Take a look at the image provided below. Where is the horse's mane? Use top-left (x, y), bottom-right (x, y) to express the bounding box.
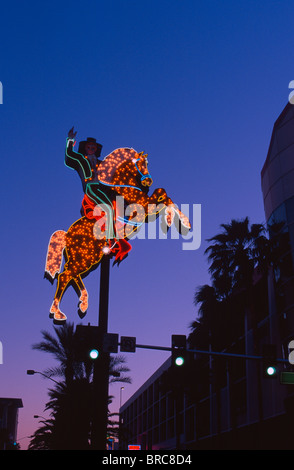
top-left (98, 147), bottom-right (139, 184)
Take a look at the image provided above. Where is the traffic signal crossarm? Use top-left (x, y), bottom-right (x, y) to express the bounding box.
top-left (132, 343), bottom-right (288, 364)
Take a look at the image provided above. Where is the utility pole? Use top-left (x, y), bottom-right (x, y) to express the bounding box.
top-left (91, 254), bottom-right (111, 450)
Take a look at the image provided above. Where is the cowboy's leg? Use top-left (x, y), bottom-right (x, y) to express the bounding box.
top-left (86, 183), bottom-right (116, 239)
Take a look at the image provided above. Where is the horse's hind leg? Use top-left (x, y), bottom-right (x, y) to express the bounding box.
top-left (50, 267), bottom-right (74, 324)
top-left (74, 275), bottom-right (88, 318)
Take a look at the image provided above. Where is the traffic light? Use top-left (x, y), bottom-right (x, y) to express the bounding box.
top-left (120, 336), bottom-right (136, 352)
top-left (74, 325), bottom-right (119, 361)
top-left (262, 344), bottom-right (277, 378)
top-left (75, 325), bottom-right (102, 361)
top-left (103, 333), bottom-right (119, 354)
top-left (171, 335), bottom-right (187, 369)
top-left (89, 348), bottom-right (99, 360)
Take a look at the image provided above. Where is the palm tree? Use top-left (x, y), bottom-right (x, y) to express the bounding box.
top-left (29, 322), bottom-right (131, 450)
top-left (205, 217), bottom-right (269, 298)
top-left (28, 417), bottom-right (55, 450)
top-left (190, 218), bottom-right (273, 347)
top-left (188, 217), bottom-right (274, 442)
top-left (189, 217), bottom-right (269, 332)
top-left (188, 284), bottom-right (220, 348)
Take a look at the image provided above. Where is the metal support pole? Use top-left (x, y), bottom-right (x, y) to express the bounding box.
top-left (98, 254), bottom-right (110, 332)
top-left (91, 255), bottom-right (111, 450)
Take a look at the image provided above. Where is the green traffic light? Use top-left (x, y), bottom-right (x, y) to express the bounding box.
top-left (175, 356), bottom-right (184, 366)
top-left (266, 366), bottom-right (277, 376)
top-left (89, 349), bottom-right (99, 359)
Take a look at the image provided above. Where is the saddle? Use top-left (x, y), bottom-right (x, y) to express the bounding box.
top-left (81, 194), bottom-right (132, 264)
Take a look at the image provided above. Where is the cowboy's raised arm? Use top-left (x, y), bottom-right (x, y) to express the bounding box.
top-left (65, 127), bottom-right (92, 181)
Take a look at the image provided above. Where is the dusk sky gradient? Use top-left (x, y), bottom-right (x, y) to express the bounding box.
top-left (1, 0), bottom-right (294, 449)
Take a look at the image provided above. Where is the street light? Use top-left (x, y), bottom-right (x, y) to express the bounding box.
top-left (119, 386), bottom-right (125, 450)
top-left (26, 369), bottom-right (59, 385)
top-left (120, 386), bottom-right (124, 408)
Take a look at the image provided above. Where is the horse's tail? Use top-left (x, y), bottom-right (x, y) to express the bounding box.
top-left (44, 230), bottom-right (66, 283)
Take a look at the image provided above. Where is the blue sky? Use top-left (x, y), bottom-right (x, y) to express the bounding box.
top-left (1, 0), bottom-right (294, 448)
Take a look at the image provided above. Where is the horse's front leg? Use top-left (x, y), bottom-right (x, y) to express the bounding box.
top-left (147, 188), bottom-right (191, 230)
top-left (118, 188), bottom-right (173, 235)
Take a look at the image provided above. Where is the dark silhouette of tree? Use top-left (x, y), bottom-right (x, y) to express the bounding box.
top-left (28, 323), bottom-right (131, 450)
top-left (189, 218), bottom-right (272, 344)
top-left (187, 217), bottom-right (275, 446)
top-left (27, 417), bottom-right (54, 450)
top-left (205, 217), bottom-right (268, 297)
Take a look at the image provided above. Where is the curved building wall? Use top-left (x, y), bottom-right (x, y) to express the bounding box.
top-left (261, 102), bottom-right (294, 222)
top-left (261, 102), bottom-right (294, 355)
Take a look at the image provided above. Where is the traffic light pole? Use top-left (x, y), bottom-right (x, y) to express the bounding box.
top-left (132, 342), bottom-right (288, 363)
top-left (91, 255), bottom-right (111, 450)
top-left (98, 254), bottom-right (110, 332)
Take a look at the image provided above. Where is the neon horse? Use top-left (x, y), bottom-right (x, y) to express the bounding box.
top-left (45, 148), bottom-right (191, 324)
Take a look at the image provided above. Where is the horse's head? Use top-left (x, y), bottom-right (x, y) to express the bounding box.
top-left (98, 148), bottom-right (153, 192)
top-left (132, 151), bottom-right (153, 189)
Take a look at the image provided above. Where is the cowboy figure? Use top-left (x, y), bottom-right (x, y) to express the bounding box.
top-left (65, 127), bottom-right (115, 239)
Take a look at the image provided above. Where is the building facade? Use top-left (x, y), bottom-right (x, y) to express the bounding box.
top-left (120, 102), bottom-right (294, 450)
top-left (0, 398), bottom-right (23, 450)
top-left (261, 102), bottom-right (294, 359)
